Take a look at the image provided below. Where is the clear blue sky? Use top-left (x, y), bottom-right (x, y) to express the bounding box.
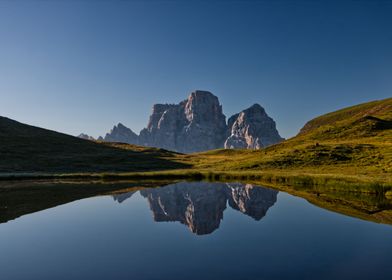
top-left (0, 0), bottom-right (391, 139)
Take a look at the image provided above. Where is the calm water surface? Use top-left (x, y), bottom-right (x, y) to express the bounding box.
top-left (1, 181), bottom-right (392, 280)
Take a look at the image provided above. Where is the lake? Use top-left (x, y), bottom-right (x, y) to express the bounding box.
top-left (1, 181), bottom-right (392, 280)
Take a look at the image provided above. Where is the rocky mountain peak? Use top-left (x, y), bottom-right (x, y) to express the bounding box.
top-left (247, 103), bottom-right (266, 113)
top-left (116, 123), bottom-right (127, 129)
top-left (77, 133), bottom-right (95, 141)
top-left (103, 123), bottom-right (138, 144)
top-left (225, 103), bottom-right (284, 149)
top-left (139, 90), bottom-right (227, 153)
top-left (185, 90), bottom-right (225, 123)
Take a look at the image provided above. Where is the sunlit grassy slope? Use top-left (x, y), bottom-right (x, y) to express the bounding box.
top-left (185, 97), bottom-right (392, 183)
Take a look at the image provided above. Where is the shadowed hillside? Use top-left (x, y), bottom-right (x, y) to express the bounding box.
top-left (0, 117), bottom-right (189, 173)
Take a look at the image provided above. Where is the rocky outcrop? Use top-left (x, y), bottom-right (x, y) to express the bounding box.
top-left (139, 90), bottom-right (227, 153)
top-left (103, 123), bottom-right (138, 145)
top-left (139, 182), bottom-right (278, 235)
top-left (77, 133), bottom-right (95, 141)
top-left (225, 104), bottom-right (284, 149)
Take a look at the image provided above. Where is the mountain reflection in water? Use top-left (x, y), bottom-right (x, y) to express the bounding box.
top-left (112, 182), bottom-right (278, 235)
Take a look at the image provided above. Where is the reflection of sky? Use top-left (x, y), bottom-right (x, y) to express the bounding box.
top-left (1, 1), bottom-right (391, 139)
top-left (1, 182), bottom-right (392, 280)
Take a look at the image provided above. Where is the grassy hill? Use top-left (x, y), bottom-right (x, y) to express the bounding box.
top-left (0, 117), bottom-right (189, 174)
top-left (298, 97), bottom-right (392, 140)
top-left (186, 97), bottom-right (392, 185)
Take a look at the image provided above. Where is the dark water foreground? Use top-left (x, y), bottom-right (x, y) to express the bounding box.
top-left (1, 181), bottom-right (392, 280)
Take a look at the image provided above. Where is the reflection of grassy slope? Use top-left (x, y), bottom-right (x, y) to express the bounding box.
top-left (0, 180), bottom-right (172, 224)
top-left (272, 185), bottom-right (392, 225)
top-left (0, 117), bottom-right (190, 173)
top-left (307, 195), bottom-right (392, 225)
top-left (205, 177), bottom-right (392, 226)
top-left (187, 97), bottom-right (392, 185)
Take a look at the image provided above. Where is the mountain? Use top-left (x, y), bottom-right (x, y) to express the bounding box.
top-left (96, 90), bottom-right (283, 153)
top-left (139, 90), bottom-right (228, 153)
top-left (225, 103), bottom-right (284, 149)
top-left (0, 116), bottom-right (188, 173)
top-left (103, 123), bottom-right (138, 144)
top-left (78, 133), bottom-right (95, 141)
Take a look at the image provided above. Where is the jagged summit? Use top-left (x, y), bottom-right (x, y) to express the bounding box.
top-left (116, 123), bottom-right (127, 129)
top-left (78, 133), bottom-right (95, 141)
top-left (103, 123), bottom-right (138, 144)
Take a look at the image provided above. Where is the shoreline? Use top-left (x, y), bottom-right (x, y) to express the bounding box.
top-left (1, 169), bottom-right (390, 194)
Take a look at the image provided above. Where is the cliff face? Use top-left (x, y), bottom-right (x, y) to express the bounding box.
top-left (225, 104), bottom-right (284, 149)
top-left (91, 90), bottom-right (283, 153)
top-left (138, 104), bottom-right (184, 152)
top-left (139, 90), bottom-right (227, 153)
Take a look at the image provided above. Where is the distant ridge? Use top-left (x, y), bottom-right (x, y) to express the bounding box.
top-left (78, 133), bottom-right (95, 141)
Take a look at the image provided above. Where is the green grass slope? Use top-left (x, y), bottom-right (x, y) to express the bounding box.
top-left (0, 117), bottom-right (189, 173)
top-left (188, 97), bottom-right (392, 184)
top-left (298, 97), bottom-right (392, 140)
